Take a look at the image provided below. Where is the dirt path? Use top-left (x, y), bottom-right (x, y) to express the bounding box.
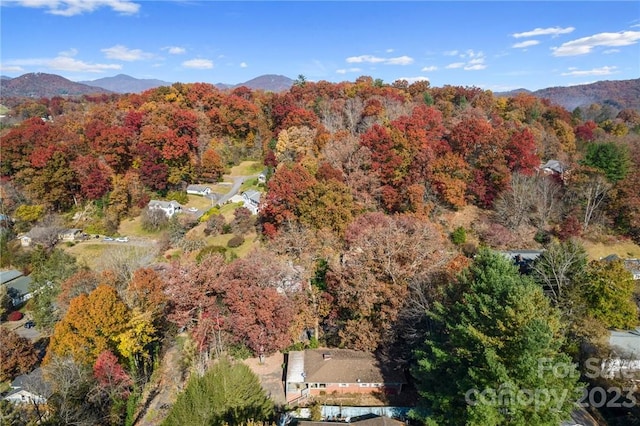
top-left (134, 343), bottom-right (183, 426)
top-left (243, 353), bottom-right (287, 406)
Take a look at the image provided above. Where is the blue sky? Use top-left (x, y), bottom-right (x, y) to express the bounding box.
top-left (1, 1), bottom-right (639, 91)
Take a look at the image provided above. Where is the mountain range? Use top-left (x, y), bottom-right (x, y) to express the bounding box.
top-left (1, 73), bottom-right (638, 112)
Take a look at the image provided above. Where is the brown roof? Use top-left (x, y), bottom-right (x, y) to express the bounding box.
top-left (301, 349), bottom-right (405, 385)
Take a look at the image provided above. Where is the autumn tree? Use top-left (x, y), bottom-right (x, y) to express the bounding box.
top-left (219, 250), bottom-right (301, 354)
top-left (92, 350), bottom-right (133, 424)
top-left (327, 213), bottom-right (449, 350)
top-left (0, 329), bottom-right (39, 382)
top-left (46, 285), bottom-right (131, 365)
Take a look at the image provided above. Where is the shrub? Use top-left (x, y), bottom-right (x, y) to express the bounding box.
top-left (534, 230), bottom-right (551, 245)
top-left (7, 311), bottom-right (23, 321)
top-left (222, 223), bottom-right (233, 234)
top-left (166, 190), bottom-right (189, 205)
top-left (196, 245), bottom-right (227, 263)
top-left (227, 235), bottom-right (245, 248)
top-left (556, 216), bottom-right (582, 241)
top-left (450, 226), bottom-right (467, 245)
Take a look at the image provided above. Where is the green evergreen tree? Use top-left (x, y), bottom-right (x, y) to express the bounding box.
top-left (412, 249), bottom-right (581, 426)
top-left (162, 358), bottom-right (274, 426)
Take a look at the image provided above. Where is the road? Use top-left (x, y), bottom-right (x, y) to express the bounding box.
top-left (214, 174), bottom-right (259, 206)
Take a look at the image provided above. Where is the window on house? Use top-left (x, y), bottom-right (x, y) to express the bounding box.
top-left (318, 383), bottom-right (326, 388)
top-left (338, 383), bottom-right (349, 388)
top-left (359, 383), bottom-right (370, 387)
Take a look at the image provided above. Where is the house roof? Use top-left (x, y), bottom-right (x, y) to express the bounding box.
top-left (601, 255), bottom-right (640, 278)
top-left (0, 269), bottom-right (23, 285)
top-left (540, 159), bottom-right (567, 174)
top-left (187, 184), bottom-right (211, 192)
top-left (499, 250), bottom-right (544, 261)
top-left (149, 200), bottom-right (182, 209)
top-left (242, 190), bottom-right (261, 203)
top-left (9, 368), bottom-right (52, 398)
top-left (609, 328), bottom-right (640, 358)
top-left (4, 275), bottom-right (31, 298)
top-left (289, 349), bottom-right (406, 385)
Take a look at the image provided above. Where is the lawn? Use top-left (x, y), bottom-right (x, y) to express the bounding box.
top-left (228, 161), bottom-right (263, 177)
top-left (582, 239), bottom-right (640, 261)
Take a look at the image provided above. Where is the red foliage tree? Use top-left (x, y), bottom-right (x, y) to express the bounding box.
top-left (93, 350), bottom-right (132, 399)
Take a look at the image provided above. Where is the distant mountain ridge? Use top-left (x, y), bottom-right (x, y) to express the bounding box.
top-left (2, 73), bottom-right (638, 112)
top-left (79, 74), bottom-right (172, 94)
top-left (497, 79), bottom-right (640, 111)
top-left (0, 73), bottom-right (112, 98)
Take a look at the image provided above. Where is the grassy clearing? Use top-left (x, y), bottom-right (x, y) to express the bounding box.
top-left (582, 239), bottom-right (640, 260)
top-left (62, 243), bottom-right (111, 269)
top-left (118, 216), bottom-right (163, 238)
top-left (228, 161), bottom-right (262, 177)
top-left (0, 105), bottom-right (9, 115)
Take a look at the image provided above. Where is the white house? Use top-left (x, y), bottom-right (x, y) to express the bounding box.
top-left (3, 368), bottom-right (51, 405)
top-left (58, 228), bottom-right (83, 242)
top-left (186, 184), bottom-right (212, 196)
top-left (241, 190), bottom-right (261, 215)
top-left (148, 200), bottom-right (182, 218)
top-left (601, 328), bottom-right (640, 380)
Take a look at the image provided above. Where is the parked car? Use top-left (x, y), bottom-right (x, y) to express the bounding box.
top-left (115, 237), bottom-right (129, 242)
top-left (188, 207), bottom-right (198, 212)
top-left (24, 320), bottom-right (35, 329)
top-left (103, 237), bottom-right (114, 241)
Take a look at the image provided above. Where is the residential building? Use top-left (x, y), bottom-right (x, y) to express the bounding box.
top-left (285, 349), bottom-right (406, 404)
top-left (242, 190), bottom-right (262, 215)
top-left (148, 200), bottom-right (182, 218)
top-left (601, 254), bottom-right (640, 280)
top-left (3, 368), bottom-right (51, 405)
top-left (601, 328), bottom-right (640, 379)
top-left (0, 269), bottom-right (33, 306)
top-left (186, 184), bottom-right (212, 196)
top-left (58, 228), bottom-right (83, 242)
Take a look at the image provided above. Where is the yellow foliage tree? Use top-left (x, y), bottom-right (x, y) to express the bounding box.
top-left (46, 285), bottom-right (130, 365)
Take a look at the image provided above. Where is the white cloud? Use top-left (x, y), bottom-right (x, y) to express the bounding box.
top-left (512, 40), bottom-right (540, 49)
top-left (386, 48), bottom-right (394, 53)
top-left (240, 62), bottom-right (248, 68)
top-left (102, 45), bottom-right (154, 61)
top-left (0, 65), bottom-right (24, 73)
top-left (7, 0), bottom-right (140, 16)
top-left (346, 54), bottom-right (413, 65)
top-left (59, 47), bottom-right (78, 57)
top-left (445, 51), bottom-right (486, 71)
top-left (3, 53), bottom-right (121, 73)
top-left (386, 56), bottom-right (414, 65)
top-left (513, 26), bottom-right (575, 38)
top-left (164, 46), bottom-right (186, 55)
top-left (396, 76), bottom-right (430, 84)
top-left (561, 66), bottom-right (617, 76)
top-left (346, 55), bottom-right (385, 64)
top-left (48, 56), bottom-right (122, 72)
top-left (443, 50), bottom-right (459, 56)
top-left (182, 59), bottom-right (213, 69)
top-left (421, 65), bottom-right (437, 71)
top-left (603, 49), bottom-right (620, 54)
top-left (336, 67), bottom-right (362, 74)
top-left (552, 31), bottom-right (640, 56)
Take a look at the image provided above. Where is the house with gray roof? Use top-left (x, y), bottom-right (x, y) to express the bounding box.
top-left (186, 184), bottom-right (212, 196)
top-left (242, 190), bottom-right (262, 215)
top-left (602, 254), bottom-right (640, 280)
top-left (148, 200), bottom-right (182, 218)
top-left (3, 368), bottom-right (51, 405)
top-left (0, 269), bottom-right (33, 307)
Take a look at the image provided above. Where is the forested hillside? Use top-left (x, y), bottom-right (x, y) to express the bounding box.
top-left (1, 76), bottom-right (639, 425)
